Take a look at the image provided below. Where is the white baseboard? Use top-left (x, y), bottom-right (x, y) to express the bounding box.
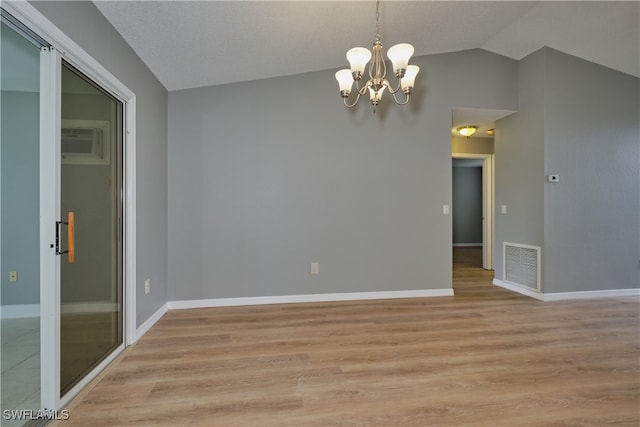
top-left (541, 288), bottom-right (640, 301)
top-left (0, 304), bottom-right (40, 319)
top-left (453, 243), bottom-right (483, 247)
top-left (493, 279), bottom-right (640, 301)
top-left (128, 290), bottom-right (451, 343)
top-left (134, 302), bottom-right (168, 342)
top-left (493, 279), bottom-right (544, 300)
top-left (168, 289), bottom-right (454, 310)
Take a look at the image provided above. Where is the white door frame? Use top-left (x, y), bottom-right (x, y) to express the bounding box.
top-left (3, 1), bottom-right (137, 411)
top-left (452, 152), bottom-right (494, 270)
top-left (39, 44), bottom-right (60, 412)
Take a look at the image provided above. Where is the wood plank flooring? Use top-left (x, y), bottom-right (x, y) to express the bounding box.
top-left (54, 248), bottom-right (639, 426)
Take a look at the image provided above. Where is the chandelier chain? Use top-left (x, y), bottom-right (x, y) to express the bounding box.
top-left (375, 0), bottom-right (381, 42)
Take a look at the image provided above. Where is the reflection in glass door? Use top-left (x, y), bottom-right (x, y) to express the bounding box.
top-left (59, 61), bottom-right (123, 396)
top-left (0, 19), bottom-right (42, 426)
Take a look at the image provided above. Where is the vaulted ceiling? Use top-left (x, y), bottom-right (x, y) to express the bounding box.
top-left (93, 1), bottom-right (639, 135)
top-left (94, 1), bottom-right (639, 91)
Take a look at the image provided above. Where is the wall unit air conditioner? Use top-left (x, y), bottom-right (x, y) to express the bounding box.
top-left (61, 120), bottom-right (111, 165)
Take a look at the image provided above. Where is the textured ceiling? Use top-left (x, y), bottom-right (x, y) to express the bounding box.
top-left (93, 1), bottom-right (639, 136)
top-left (94, 1), bottom-right (639, 91)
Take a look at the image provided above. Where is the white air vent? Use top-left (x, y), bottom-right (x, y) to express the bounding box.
top-left (503, 242), bottom-right (541, 291)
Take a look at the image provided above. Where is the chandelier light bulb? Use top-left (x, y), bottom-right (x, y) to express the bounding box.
top-left (401, 65), bottom-right (420, 93)
top-left (369, 85), bottom-right (386, 104)
top-left (346, 47), bottom-right (372, 78)
top-left (387, 43), bottom-right (414, 76)
top-left (335, 69), bottom-right (354, 95)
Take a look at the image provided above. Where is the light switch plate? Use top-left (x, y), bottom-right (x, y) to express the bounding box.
top-left (311, 262), bottom-right (319, 275)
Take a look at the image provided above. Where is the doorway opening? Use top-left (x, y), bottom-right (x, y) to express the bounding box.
top-left (452, 153), bottom-right (494, 271)
top-left (450, 107), bottom-right (515, 275)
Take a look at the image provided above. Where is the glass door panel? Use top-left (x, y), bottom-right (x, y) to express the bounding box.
top-left (59, 61), bottom-right (122, 396)
top-left (0, 21), bottom-right (42, 426)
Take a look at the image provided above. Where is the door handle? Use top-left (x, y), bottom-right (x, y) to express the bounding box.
top-left (55, 211), bottom-right (75, 263)
top-left (67, 212), bottom-right (75, 263)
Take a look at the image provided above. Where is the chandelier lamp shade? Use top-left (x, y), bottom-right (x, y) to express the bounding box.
top-left (335, 0), bottom-right (419, 112)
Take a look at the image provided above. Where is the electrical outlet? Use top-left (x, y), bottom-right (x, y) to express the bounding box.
top-left (9, 271), bottom-right (17, 282)
top-left (144, 278), bottom-right (150, 295)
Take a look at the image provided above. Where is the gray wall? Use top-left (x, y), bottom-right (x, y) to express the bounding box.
top-left (1, 92), bottom-right (40, 306)
top-left (542, 48), bottom-right (639, 292)
top-left (32, 1), bottom-right (169, 326)
top-left (494, 49), bottom-right (546, 282)
top-left (495, 47), bottom-right (640, 292)
top-left (168, 49), bottom-right (519, 301)
top-left (1, 23), bottom-right (41, 306)
top-left (452, 167), bottom-right (482, 245)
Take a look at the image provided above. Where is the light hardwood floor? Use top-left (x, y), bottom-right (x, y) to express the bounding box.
top-left (55, 248), bottom-right (639, 426)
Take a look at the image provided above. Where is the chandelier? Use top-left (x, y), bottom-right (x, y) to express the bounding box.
top-left (335, 0), bottom-right (419, 113)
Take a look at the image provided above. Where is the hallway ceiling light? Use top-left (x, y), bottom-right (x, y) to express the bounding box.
top-left (335, 0), bottom-right (419, 113)
top-left (486, 128), bottom-right (495, 136)
top-left (457, 125), bottom-right (478, 138)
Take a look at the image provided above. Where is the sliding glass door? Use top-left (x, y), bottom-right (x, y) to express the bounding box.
top-left (59, 61), bottom-right (123, 396)
top-left (1, 4), bottom-right (130, 418)
top-left (0, 20), bottom-right (43, 427)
